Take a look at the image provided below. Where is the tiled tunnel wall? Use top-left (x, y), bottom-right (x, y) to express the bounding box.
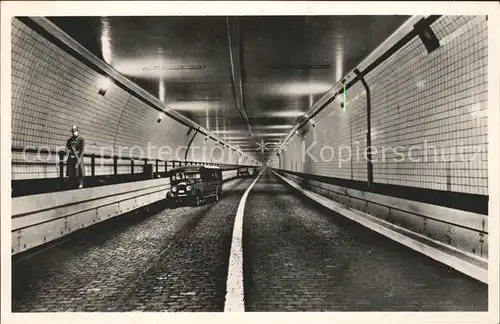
top-left (277, 15), bottom-right (488, 196)
top-left (11, 17), bottom-right (245, 180)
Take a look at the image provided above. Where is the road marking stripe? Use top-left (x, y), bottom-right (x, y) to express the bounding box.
top-left (224, 168), bottom-right (265, 312)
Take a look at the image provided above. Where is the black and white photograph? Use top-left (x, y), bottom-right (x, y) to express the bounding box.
top-left (1, 1), bottom-right (499, 323)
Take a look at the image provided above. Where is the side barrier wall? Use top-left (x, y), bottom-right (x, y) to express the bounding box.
top-left (12, 169), bottom-right (240, 255)
top-left (276, 169), bottom-right (487, 259)
top-left (274, 16), bottom-right (488, 262)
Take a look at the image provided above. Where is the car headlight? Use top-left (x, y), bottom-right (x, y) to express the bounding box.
top-left (186, 185), bottom-right (193, 191)
top-left (172, 186), bottom-right (177, 192)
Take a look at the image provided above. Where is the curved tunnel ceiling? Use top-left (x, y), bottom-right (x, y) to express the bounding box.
top-left (48, 15), bottom-right (410, 161)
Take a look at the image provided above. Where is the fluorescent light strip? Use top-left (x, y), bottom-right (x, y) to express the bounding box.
top-left (253, 125), bottom-right (294, 130)
top-left (159, 78), bottom-right (165, 103)
top-left (100, 19), bottom-right (112, 65)
top-left (254, 132), bottom-right (288, 136)
top-left (214, 130), bottom-right (247, 134)
top-left (259, 111), bottom-right (305, 118)
top-left (222, 137), bottom-right (254, 140)
top-left (264, 82), bottom-right (333, 96)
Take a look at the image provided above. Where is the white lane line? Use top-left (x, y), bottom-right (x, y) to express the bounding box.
top-left (224, 168), bottom-right (265, 312)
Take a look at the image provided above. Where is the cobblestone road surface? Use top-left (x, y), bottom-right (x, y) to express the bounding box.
top-left (12, 178), bottom-right (252, 312)
top-left (242, 170), bottom-right (488, 311)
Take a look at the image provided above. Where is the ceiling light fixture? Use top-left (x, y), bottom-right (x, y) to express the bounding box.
top-left (176, 98), bottom-right (222, 102)
top-left (263, 82), bottom-right (333, 96)
top-left (100, 19), bottom-right (112, 65)
top-left (142, 65), bottom-right (206, 71)
top-left (222, 136), bottom-right (253, 140)
top-left (253, 125), bottom-right (294, 130)
top-left (254, 132), bottom-right (288, 136)
top-left (159, 78), bottom-right (165, 103)
top-left (97, 75), bottom-right (112, 96)
top-left (214, 130), bottom-right (246, 134)
top-left (269, 64), bottom-right (331, 70)
top-left (169, 101), bottom-right (218, 112)
top-left (260, 111), bottom-right (305, 118)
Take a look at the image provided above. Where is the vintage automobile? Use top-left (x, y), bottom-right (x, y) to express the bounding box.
top-left (165, 165), bottom-right (223, 207)
top-left (237, 167), bottom-right (250, 177)
top-left (237, 166), bottom-right (256, 177)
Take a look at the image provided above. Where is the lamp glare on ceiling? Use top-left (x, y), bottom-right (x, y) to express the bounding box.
top-left (254, 132), bottom-right (288, 137)
top-left (254, 125), bottom-right (294, 130)
top-left (261, 110), bottom-right (305, 118)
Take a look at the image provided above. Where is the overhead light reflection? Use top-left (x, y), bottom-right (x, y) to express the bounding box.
top-left (214, 130), bottom-right (245, 134)
top-left (97, 75), bottom-right (112, 96)
top-left (255, 132), bottom-right (288, 136)
top-left (215, 105), bottom-right (219, 134)
top-left (113, 58), bottom-right (184, 78)
top-left (97, 75), bottom-right (112, 90)
top-left (335, 49), bottom-right (344, 83)
top-left (222, 137), bottom-right (253, 140)
top-left (263, 82), bottom-right (332, 96)
top-left (100, 18), bottom-right (112, 65)
top-left (253, 125), bottom-right (294, 130)
top-left (169, 101), bottom-right (218, 112)
top-left (206, 110), bottom-right (210, 130)
top-left (227, 142), bottom-right (255, 145)
top-left (159, 78), bottom-right (165, 103)
top-left (260, 111), bottom-right (305, 118)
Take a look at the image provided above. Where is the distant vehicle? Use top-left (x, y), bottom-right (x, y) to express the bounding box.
top-left (237, 167), bottom-right (250, 177)
top-left (165, 165), bottom-right (223, 207)
top-left (237, 166), bottom-right (256, 177)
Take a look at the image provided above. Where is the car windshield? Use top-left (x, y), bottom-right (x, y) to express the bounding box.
top-left (171, 172), bottom-right (201, 182)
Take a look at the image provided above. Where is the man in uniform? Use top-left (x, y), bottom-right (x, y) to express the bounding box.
top-left (66, 125), bottom-right (85, 188)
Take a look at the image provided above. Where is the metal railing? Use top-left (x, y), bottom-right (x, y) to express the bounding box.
top-left (11, 147), bottom-right (241, 197)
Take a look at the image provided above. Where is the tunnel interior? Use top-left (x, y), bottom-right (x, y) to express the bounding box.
top-left (8, 12), bottom-right (491, 314)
